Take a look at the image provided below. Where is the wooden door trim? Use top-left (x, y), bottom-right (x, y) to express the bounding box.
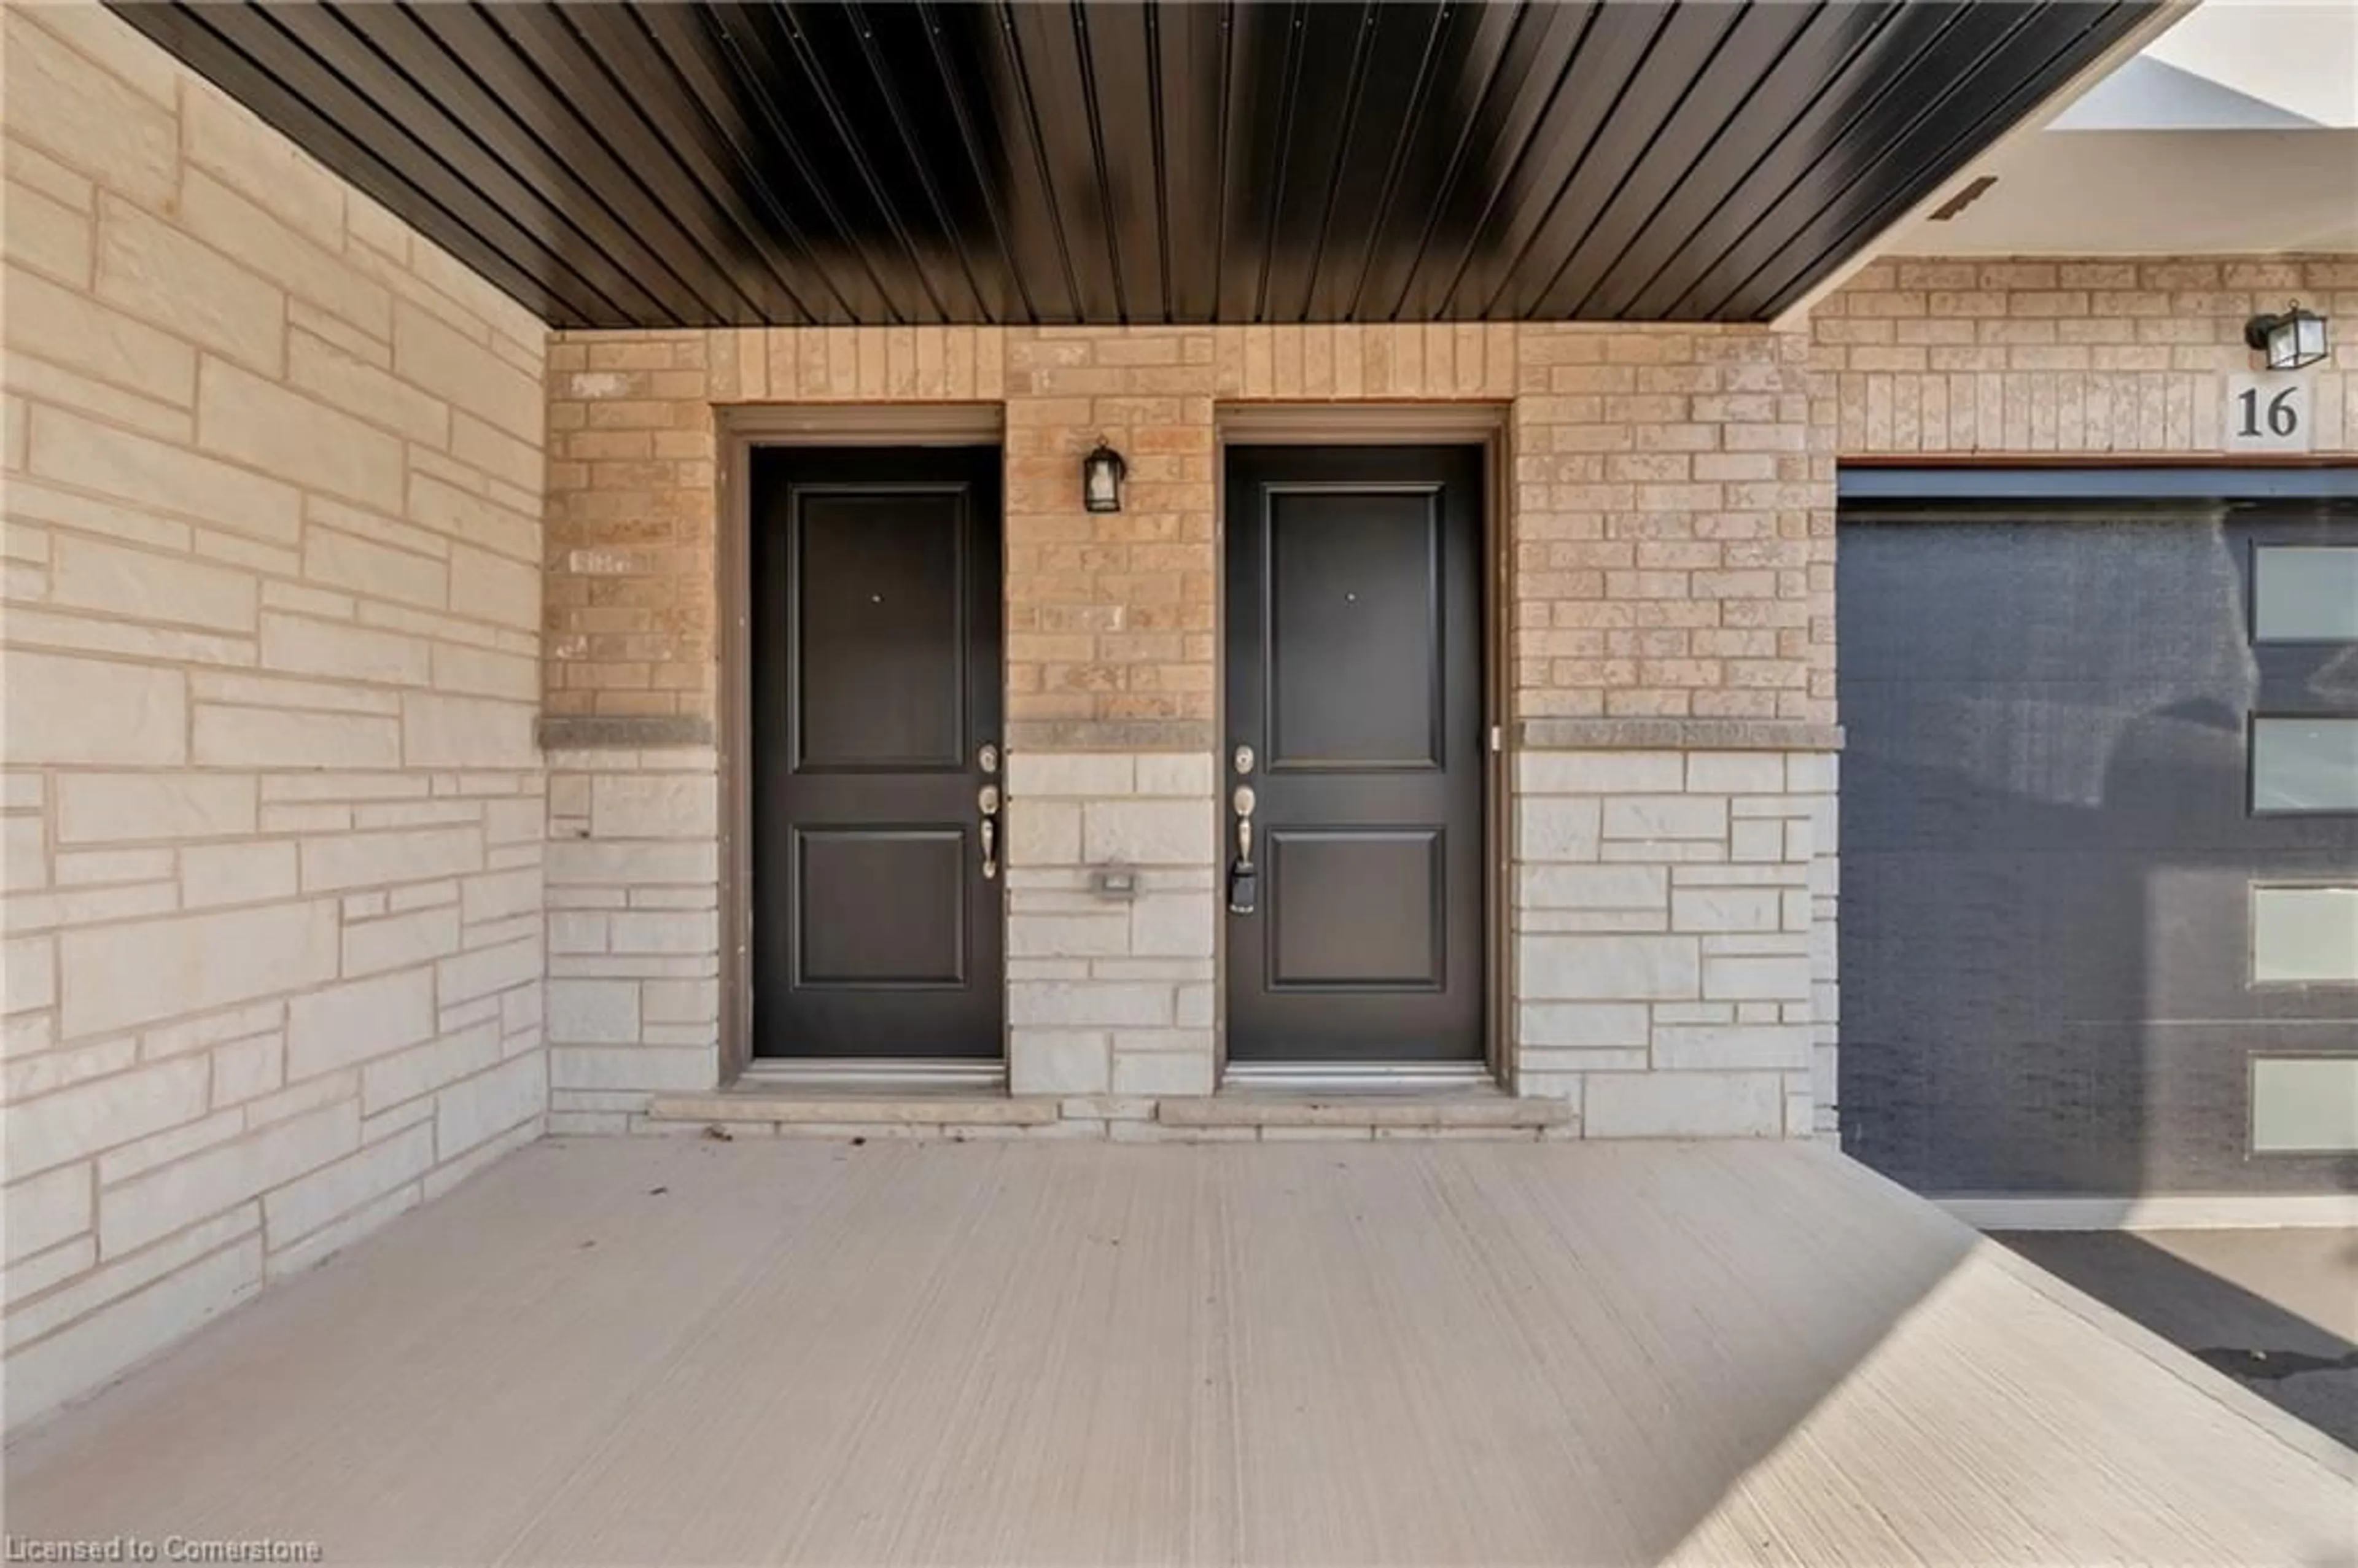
top-left (716, 406), bottom-right (1006, 1086)
top-left (1210, 406), bottom-right (1513, 1090)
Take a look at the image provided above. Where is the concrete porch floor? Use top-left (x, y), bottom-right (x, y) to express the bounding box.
top-left (6, 1139), bottom-right (2352, 1566)
top-left (1998, 1227), bottom-right (2358, 1451)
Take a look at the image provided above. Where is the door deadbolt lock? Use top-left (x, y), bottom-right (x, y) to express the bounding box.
top-left (978, 742), bottom-right (999, 775)
top-left (1232, 743), bottom-right (1255, 777)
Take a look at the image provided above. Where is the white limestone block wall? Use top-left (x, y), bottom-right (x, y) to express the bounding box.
top-left (1802, 752), bottom-right (1840, 1138)
top-left (539, 746), bottom-right (1216, 1118)
top-left (1514, 750), bottom-right (1833, 1137)
top-left (542, 745), bottom-right (721, 1128)
top-left (2, 3), bottom-right (547, 1426)
top-left (1004, 751), bottom-right (1218, 1100)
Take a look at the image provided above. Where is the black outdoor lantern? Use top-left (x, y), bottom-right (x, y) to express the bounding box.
top-left (2244, 303), bottom-right (2330, 371)
top-left (1081, 440), bottom-right (1126, 514)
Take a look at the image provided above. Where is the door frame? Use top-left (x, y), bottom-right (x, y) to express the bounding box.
top-left (715, 405), bottom-right (1007, 1088)
top-left (1212, 404), bottom-right (1514, 1091)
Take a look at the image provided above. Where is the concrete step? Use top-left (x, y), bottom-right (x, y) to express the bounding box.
top-left (1158, 1090), bottom-right (1571, 1131)
top-left (647, 1092), bottom-right (1059, 1128)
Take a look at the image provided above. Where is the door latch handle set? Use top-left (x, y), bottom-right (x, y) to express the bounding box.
top-left (977, 742), bottom-right (1002, 880)
top-left (978, 782), bottom-right (1000, 880)
top-left (1227, 783), bottom-right (1257, 915)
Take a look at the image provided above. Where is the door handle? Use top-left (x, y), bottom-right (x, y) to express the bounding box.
top-left (978, 783), bottom-right (1000, 880)
top-left (1228, 785), bottom-right (1257, 915)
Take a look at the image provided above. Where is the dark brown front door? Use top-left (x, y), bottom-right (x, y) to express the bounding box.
top-left (750, 446), bottom-right (1003, 1060)
top-left (1224, 444), bottom-right (1486, 1063)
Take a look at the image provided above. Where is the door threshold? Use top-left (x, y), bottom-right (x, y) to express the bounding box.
top-left (737, 1059), bottom-right (1006, 1093)
top-left (1220, 1061), bottom-right (1496, 1095)
top-left (1167, 1078), bottom-right (1565, 1132)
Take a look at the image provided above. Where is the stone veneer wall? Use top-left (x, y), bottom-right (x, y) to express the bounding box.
top-left (541, 322), bottom-right (1836, 1136)
top-left (541, 743), bottom-right (718, 1104)
top-left (1002, 751), bottom-right (1218, 1099)
top-left (1, 0), bottom-right (2346, 1429)
top-left (1516, 750), bottom-right (1835, 1138)
top-left (2, 4), bottom-right (548, 1424)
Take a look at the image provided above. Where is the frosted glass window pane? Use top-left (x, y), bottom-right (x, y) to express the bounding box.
top-left (2252, 718), bottom-right (2358, 812)
top-left (2252, 1058), bottom-right (2358, 1153)
top-left (2252, 886), bottom-right (2358, 984)
top-left (2254, 546), bottom-right (2358, 641)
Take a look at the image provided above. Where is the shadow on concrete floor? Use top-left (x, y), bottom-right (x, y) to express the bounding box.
top-left (14, 1142), bottom-right (2351, 1565)
top-left (1996, 1228), bottom-right (2358, 1452)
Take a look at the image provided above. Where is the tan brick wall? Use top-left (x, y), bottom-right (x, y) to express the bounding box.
top-left (1006, 327), bottom-right (1212, 729)
top-left (548, 325), bottom-right (1542, 728)
top-left (2, 2), bottom-right (547, 1425)
top-left (9, 0), bottom-right (2351, 1419)
top-left (543, 327), bottom-right (1005, 724)
top-left (1511, 327), bottom-right (1830, 724)
top-left (542, 320), bottom-right (1830, 1117)
top-left (1816, 256), bottom-right (2358, 455)
top-left (547, 321), bottom-right (1826, 729)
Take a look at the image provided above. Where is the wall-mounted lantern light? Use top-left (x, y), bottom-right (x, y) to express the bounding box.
top-left (2244, 303), bottom-right (2330, 371)
top-left (1082, 439), bottom-right (1126, 514)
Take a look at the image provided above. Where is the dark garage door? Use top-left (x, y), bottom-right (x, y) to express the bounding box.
top-left (1838, 495), bottom-right (2358, 1197)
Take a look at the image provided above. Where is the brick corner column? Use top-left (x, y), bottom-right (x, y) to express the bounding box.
top-left (1507, 324), bottom-right (1839, 1138)
top-left (541, 330), bottom-right (724, 1121)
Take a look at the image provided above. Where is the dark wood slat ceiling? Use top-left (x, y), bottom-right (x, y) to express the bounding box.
top-left (106, 0), bottom-right (2159, 329)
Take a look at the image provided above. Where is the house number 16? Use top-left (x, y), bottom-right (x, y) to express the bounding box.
top-left (2224, 373), bottom-right (2312, 453)
top-left (2237, 386), bottom-right (2299, 439)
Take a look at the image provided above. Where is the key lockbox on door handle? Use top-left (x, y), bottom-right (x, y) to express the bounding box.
top-left (1228, 743), bottom-right (1258, 914)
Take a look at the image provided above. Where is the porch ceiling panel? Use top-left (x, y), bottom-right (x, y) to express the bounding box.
top-left (104, 1), bottom-right (2161, 329)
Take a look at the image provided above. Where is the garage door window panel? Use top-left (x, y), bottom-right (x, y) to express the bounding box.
top-left (2251, 718), bottom-right (2358, 815)
top-left (2251, 885), bottom-right (2358, 985)
top-left (2252, 545), bottom-right (2358, 643)
top-left (2251, 1057), bottom-right (2358, 1153)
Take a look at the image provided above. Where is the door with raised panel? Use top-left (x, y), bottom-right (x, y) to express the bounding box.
top-left (749, 446), bottom-right (1003, 1060)
top-left (1223, 444), bottom-right (1485, 1063)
